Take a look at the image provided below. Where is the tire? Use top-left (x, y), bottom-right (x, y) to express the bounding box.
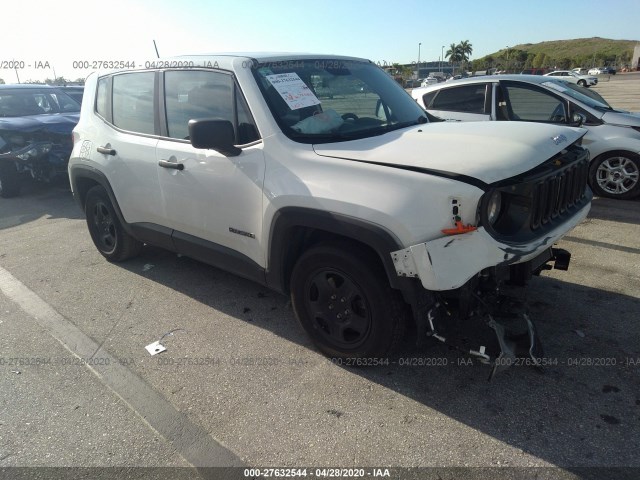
top-left (85, 185), bottom-right (143, 261)
top-left (577, 80), bottom-right (586, 87)
top-left (0, 162), bottom-right (21, 198)
top-left (290, 242), bottom-right (407, 360)
top-left (589, 151), bottom-right (640, 200)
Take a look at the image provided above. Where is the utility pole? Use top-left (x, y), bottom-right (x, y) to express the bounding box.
top-left (441, 45), bottom-right (444, 73)
top-left (417, 42), bottom-right (421, 80)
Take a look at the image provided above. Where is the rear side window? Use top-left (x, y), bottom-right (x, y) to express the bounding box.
top-left (164, 70), bottom-right (259, 144)
top-left (430, 85), bottom-right (487, 113)
top-left (112, 72), bottom-right (155, 135)
top-left (96, 78), bottom-right (108, 118)
top-left (421, 91), bottom-right (438, 108)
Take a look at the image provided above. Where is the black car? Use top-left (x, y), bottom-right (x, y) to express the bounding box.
top-left (56, 85), bottom-right (85, 103)
top-left (0, 85), bottom-right (80, 197)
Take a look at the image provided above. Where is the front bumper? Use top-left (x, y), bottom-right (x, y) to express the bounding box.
top-left (391, 200), bottom-right (590, 291)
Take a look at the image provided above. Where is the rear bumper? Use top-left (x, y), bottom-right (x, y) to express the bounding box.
top-left (391, 201), bottom-right (590, 291)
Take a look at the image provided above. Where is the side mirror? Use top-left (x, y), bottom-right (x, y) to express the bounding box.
top-left (570, 112), bottom-right (587, 127)
top-left (188, 119), bottom-right (241, 157)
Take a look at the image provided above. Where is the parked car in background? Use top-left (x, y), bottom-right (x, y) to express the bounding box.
top-left (572, 67), bottom-right (588, 75)
top-left (544, 70), bottom-right (598, 87)
top-left (520, 68), bottom-right (547, 75)
top-left (420, 76), bottom-right (438, 87)
top-left (588, 67), bottom-right (615, 75)
top-left (0, 85), bottom-right (80, 197)
top-left (56, 85), bottom-right (85, 103)
top-left (412, 75), bottom-right (640, 199)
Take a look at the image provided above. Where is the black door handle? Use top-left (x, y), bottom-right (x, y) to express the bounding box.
top-left (158, 160), bottom-right (184, 170)
top-left (97, 145), bottom-right (116, 155)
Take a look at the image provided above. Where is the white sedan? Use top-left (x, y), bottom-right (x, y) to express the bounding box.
top-left (544, 70), bottom-right (598, 87)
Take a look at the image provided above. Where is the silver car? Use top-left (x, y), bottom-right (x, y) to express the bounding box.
top-left (412, 75), bottom-right (640, 199)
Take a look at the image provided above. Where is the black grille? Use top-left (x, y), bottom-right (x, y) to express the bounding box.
top-left (531, 158), bottom-right (589, 230)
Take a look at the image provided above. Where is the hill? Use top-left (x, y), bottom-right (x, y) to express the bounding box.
top-left (472, 37), bottom-right (638, 71)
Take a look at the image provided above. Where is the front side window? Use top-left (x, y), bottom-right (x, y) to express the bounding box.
top-left (430, 84), bottom-right (488, 113)
top-left (0, 90), bottom-right (79, 117)
top-left (501, 83), bottom-right (567, 123)
top-left (163, 70), bottom-right (259, 144)
top-left (112, 72), bottom-right (155, 135)
top-left (252, 59), bottom-right (427, 143)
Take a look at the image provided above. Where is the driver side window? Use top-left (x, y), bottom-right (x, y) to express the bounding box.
top-left (502, 84), bottom-right (566, 123)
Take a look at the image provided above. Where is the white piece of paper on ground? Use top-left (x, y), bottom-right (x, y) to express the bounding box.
top-left (145, 341), bottom-right (167, 355)
top-left (266, 72), bottom-right (321, 111)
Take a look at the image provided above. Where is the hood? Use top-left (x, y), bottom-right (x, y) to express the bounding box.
top-left (313, 121), bottom-right (585, 185)
top-left (0, 112), bottom-right (80, 135)
top-left (602, 110), bottom-right (640, 127)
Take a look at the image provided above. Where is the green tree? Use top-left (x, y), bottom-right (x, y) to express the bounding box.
top-left (445, 43), bottom-right (461, 75)
top-left (458, 40), bottom-right (473, 72)
top-left (532, 52), bottom-right (546, 68)
top-left (0, 78), bottom-right (4, 84)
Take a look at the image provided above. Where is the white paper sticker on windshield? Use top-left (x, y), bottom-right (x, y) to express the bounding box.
top-left (266, 73), bottom-right (321, 110)
top-left (542, 81), bottom-right (567, 93)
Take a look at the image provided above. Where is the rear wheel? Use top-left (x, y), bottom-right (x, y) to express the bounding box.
top-left (85, 185), bottom-right (143, 261)
top-left (290, 242), bottom-right (407, 360)
top-left (0, 162), bottom-right (21, 198)
top-left (589, 152), bottom-right (640, 199)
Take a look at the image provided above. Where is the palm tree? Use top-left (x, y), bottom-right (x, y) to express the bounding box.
top-left (458, 40), bottom-right (473, 73)
top-left (445, 43), bottom-right (461, 75)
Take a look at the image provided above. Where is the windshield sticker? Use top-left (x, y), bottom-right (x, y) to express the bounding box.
top-left (266, 72), bottom-right (321, 110)
top-left (542, 81), bottom-right (567, 93)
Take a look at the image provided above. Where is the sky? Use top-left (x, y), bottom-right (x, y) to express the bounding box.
top-left (1, 0), bottom-right (639, 83)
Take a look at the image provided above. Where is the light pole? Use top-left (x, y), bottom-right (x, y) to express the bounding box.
top-left (417, 42), bottom-right (421, 80)
top-left (441, 45), bottom-right (444, 73)
top-left (506, 45), bottom-right (509, 72)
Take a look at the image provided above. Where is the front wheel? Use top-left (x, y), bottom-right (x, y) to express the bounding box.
top-left (85, 185), bottom-right (143, 261)
top-left (290, 242), bottom-right (407, 360)
top-left (0, 162), bottom-right (21, 198)
top-left (577, 80), bottom-right (586, 87)
top-left (589, 152), bottom-right (640, 199)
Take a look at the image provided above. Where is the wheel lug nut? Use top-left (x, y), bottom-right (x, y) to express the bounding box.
top-left (340, 297), bottom-right (346, 303)
top-left (344, 309), bottom-right (350, 315)
top-left (328, 304), bottom-right (333, 310)
top-left (337, 314), bottom-right (342, 319)
top-left (331, 294), bottom-right (337, 300)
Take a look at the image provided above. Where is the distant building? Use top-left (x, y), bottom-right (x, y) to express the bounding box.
top-left (633, 44), bottom-right (640, 70)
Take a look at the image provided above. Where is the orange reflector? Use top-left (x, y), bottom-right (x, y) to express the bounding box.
top-left (441, 221), bottom-right (477, 235)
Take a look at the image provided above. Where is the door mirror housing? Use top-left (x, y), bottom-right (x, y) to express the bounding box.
top-left (188, 119), bottom-right (242, 157)
top-left (570, 112), bottom-right (587, 127)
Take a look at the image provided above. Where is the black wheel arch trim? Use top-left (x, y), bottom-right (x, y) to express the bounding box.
top-left (68, 164), bottom-right (136, 236)
top-left (266, 206), bottom-right (418, 298)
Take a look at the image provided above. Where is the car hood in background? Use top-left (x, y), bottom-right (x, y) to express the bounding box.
top-left (601, 110), bottom-right (640, 127)
top-left (313, 122), bottom-right (586, 185)
top-left (0, 112), bottom-right (80, 135)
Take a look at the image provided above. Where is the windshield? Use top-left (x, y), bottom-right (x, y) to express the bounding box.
top-left (541, 80), bottom-right (613, 111)
top-left (252, 59), bottom-right (427, 142)
top-left (0, 89), bottom-right (80, 117)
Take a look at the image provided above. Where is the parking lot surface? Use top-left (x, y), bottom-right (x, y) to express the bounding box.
top-left (1, 76), bottom-right (639, 480)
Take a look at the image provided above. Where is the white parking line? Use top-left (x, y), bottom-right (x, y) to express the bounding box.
top-left (0, 265), bottom-right (244, 471)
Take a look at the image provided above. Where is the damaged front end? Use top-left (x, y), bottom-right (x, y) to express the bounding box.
top-left (0, 124), bottom-right (77, 198)
top-left (422, 248), bottom-right (569, 380)
top-left (392, 143), bottom-right (592, 377)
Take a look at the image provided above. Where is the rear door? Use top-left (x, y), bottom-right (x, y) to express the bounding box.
top-left (93, 72), bottom-right (163, 226)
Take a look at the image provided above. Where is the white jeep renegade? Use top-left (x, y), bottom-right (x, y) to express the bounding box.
top-left (69, 54), bottom-right (592, 369)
